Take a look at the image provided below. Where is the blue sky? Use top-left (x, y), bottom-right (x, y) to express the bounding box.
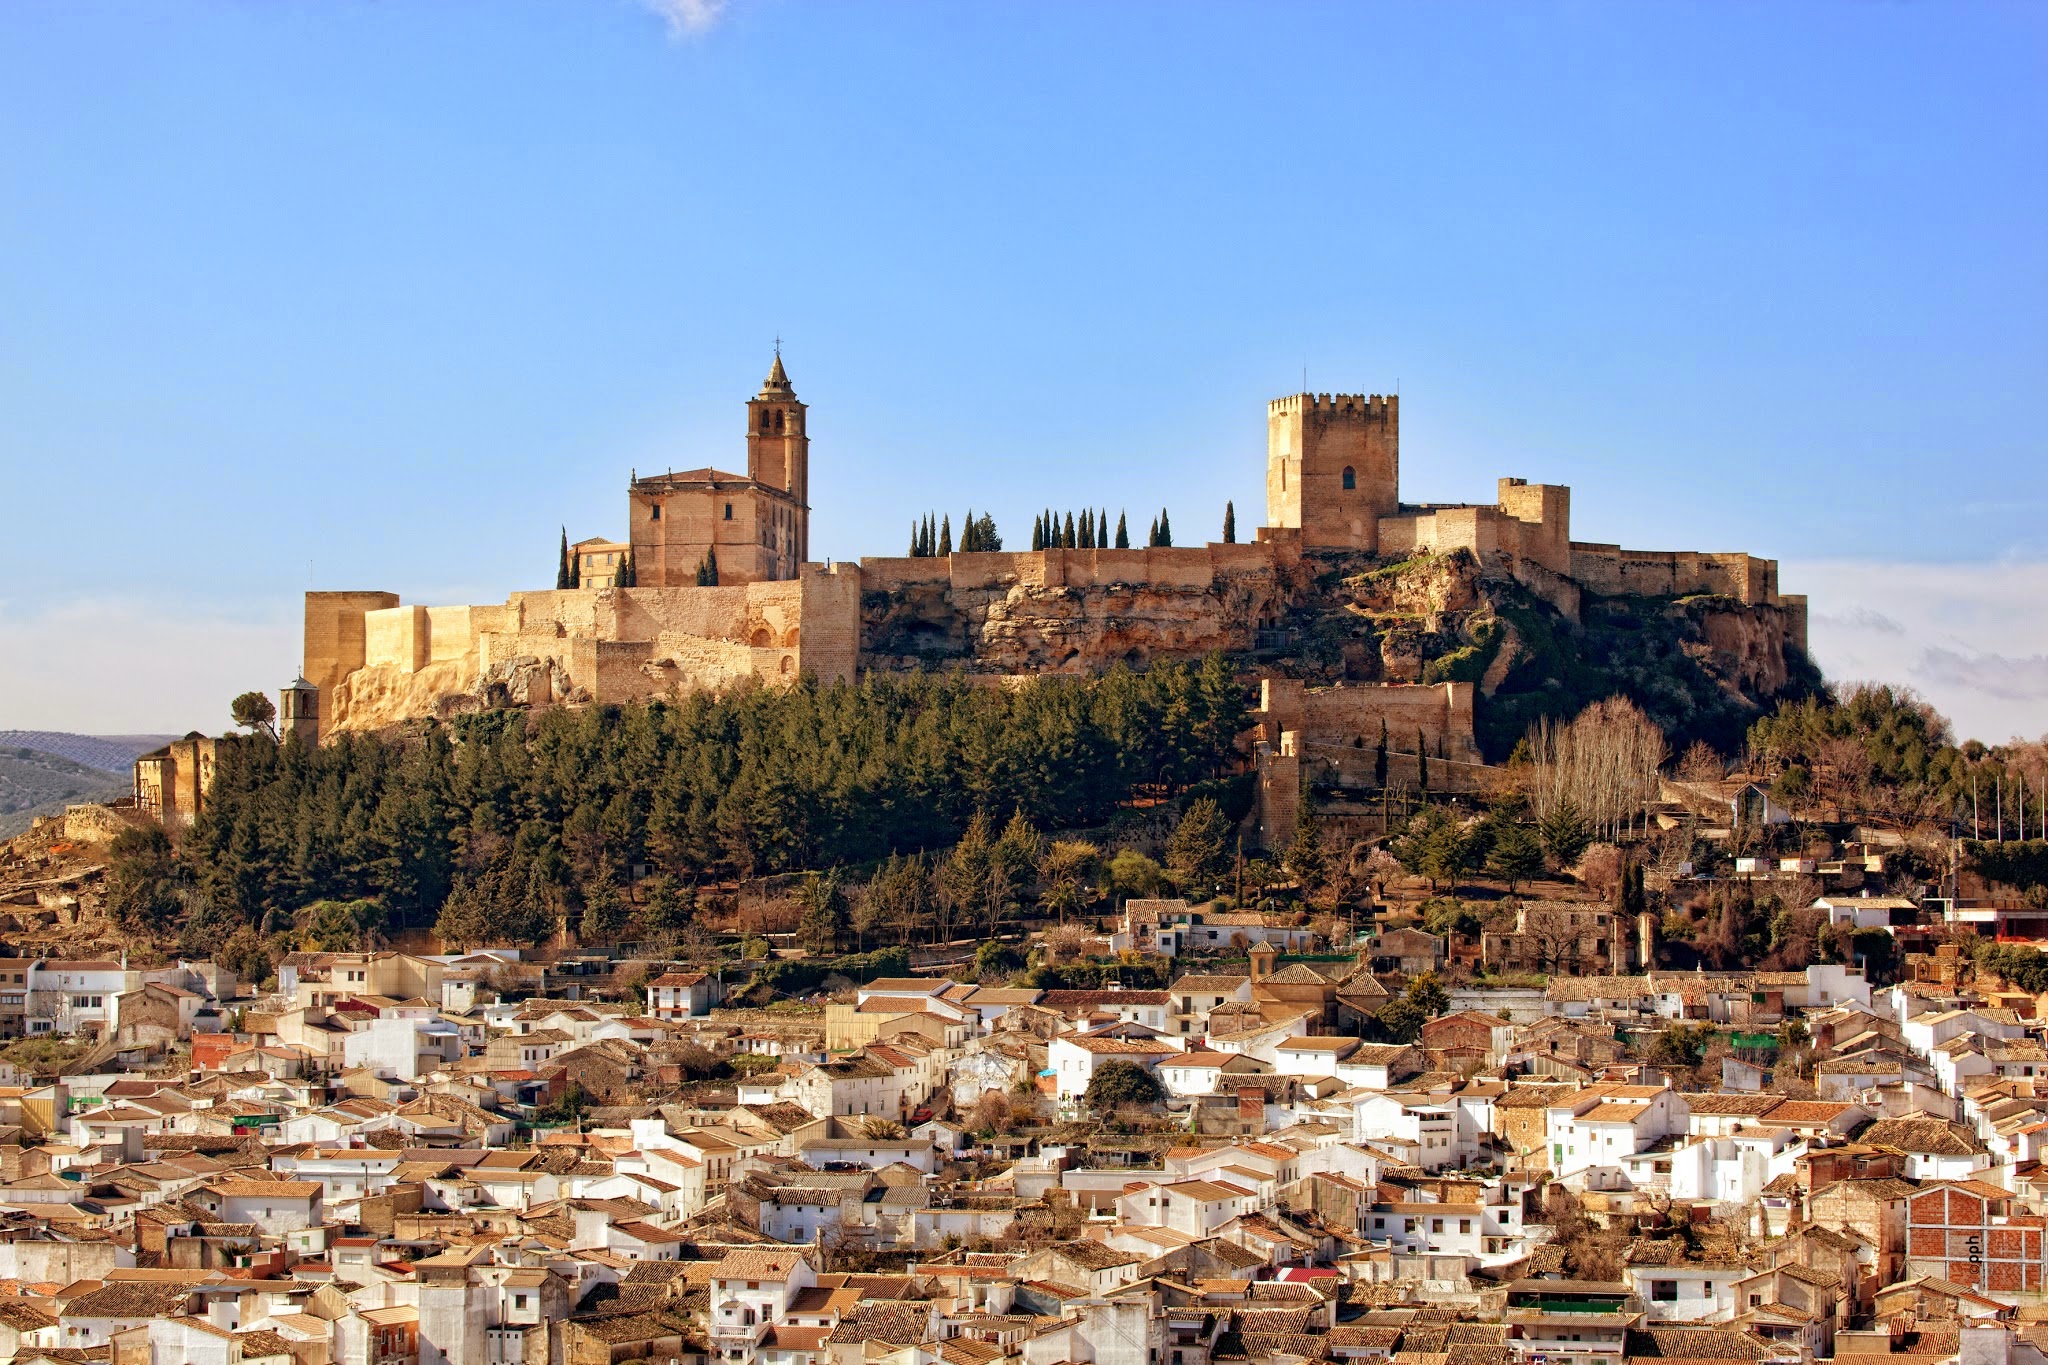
top-left (2, 1), bottom-right (2043, 740)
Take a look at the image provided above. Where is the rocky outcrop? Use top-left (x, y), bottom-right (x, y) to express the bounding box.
top-left (331, 656), bottom-right (591, 732)
top-left (861, 565), bottom-right (1296, 674)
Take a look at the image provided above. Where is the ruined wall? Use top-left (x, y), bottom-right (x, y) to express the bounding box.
top-left (1258, 678), bottom-right (1479, 759)
top-left (1250, 678), bottom-right (1484, 849)
top-left (1567, 545), bottom-right (1782, 608)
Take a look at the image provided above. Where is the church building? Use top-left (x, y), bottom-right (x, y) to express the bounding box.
top-left (624, 352), bottom-right (811, 586)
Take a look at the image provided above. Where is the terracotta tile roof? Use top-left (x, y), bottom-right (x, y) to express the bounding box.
top-left (1862, 1117), bottom-right (1982, 1156)
top-left (711, 1249), bottom-right (810, 1281)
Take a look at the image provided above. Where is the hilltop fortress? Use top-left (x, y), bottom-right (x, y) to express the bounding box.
top-left (301, 356), bottom-right (1808, 841)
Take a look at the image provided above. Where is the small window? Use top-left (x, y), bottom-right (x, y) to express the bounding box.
top-left (1342, 466), bottom-right (1356, 490)
top-left (725, 503), bottom-right (734, 520)
top-left (1651, 1280), bottom-right (1677, 1302)
top-left (650, 504), bottom-right (660, 520)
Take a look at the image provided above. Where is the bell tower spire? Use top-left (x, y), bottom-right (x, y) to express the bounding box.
top-left (745, 344), bottom-right (809, 567)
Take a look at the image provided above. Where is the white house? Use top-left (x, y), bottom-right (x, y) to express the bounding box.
top-left (1545, 1084), bottom-right (1688, 1184)
top-left (341, 1016), bottom-right (463, 1082)
top-left (1624, 1252), bottom-right (1750, 1323)
top-left (646, 971), bottom-right (720, 1020)
top-left (1812, 895), bottom-right (1918, 931)
top-left (1046, 1033), bottom-right (1178, 1109)
top-left (1114, 1177), bottom-right (1260, 1235)
top-left (26, 959), bottom-right (132, 1036)
top-left (707, 1249), bottom-right (816, 1362)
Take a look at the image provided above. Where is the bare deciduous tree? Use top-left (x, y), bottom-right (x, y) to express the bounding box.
top-left (1527, 697), bottom-right (1669, 842)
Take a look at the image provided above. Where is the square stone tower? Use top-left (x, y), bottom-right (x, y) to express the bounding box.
top-left (1265, 392), bottom-right (1399, 551)
top-left (747, 352), bottom-right (810, 562)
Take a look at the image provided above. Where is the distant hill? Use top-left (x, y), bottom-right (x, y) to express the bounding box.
top-left (0, 731), bottom-right (179, 774)
top-left (0, 746), bottom-right (133, 839)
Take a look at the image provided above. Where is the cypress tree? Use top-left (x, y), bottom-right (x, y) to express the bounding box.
top-left (938, 515), bottom-right (953, 556)
top-left (1115, 512), bottom-right (1130, 549)
top-left (1063, 511), bottom-right (1076, 549)
top-left (961, 510), bottom-right (974, 554)
top-left (556, 528), bottom-right (571, 589)
top-left (1079, 509), bottom-right (1093, 549)
top-left (1031, 515), bottom-right (1044, 552)
top-left (1374, 718), bottom-right (1389, 788)
top-left (619, 548), bottom-right (635, 588)
top-left (924, 512), bottom-right (936, 556)
top-left (1157, 508), bottom-right (1172, 547)
top-left (1099, 508), bottom-right (1108, 547)
top-left (912, 522), bottom-right (923, 556)
top-left (1223, 501), bottom-right (1236, 544)
top-left (1416, 728), bottom-right (1428, 792)
top-left (1147, 516), bottom-right (1159, 547)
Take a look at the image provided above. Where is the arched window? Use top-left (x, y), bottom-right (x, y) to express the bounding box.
top-left (759, 411), bottom-right (771, 433)
top-left (773, 410), bottom-right (784, 434)
top-left (1342, 466), bottom-right (1356, 490)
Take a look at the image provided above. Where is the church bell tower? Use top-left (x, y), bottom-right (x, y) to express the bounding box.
top-left (746, 349), bottom-right (810, 562)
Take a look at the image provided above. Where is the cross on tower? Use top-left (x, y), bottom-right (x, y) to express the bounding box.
top-left (774, 334), bottom-right (782, 357)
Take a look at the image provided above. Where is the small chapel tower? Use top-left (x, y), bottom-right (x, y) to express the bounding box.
top-left (280, 675), bottom-right (320, 747)
top-left (746, 350), bottom-right (810, 562)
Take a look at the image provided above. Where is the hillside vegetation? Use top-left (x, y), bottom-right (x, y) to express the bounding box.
top-left (0, 746), bottom-right (129, 838)
top-left (108, 660), bottom-right (1248, 959)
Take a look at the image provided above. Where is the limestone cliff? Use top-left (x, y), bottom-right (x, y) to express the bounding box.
top-left (860, 558), bottom-right (1306, 674)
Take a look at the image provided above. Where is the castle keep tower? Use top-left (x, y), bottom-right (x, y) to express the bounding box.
top-left (1266, 392), bottom-right (1398, 551)
top-left (628, 352), bottom-right (812, 585)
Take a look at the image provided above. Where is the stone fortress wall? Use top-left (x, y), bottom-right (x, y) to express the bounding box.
top-left (302, 373), bottom-right (1807, 811)
top-left (308, 566), bottom-right (860, 735)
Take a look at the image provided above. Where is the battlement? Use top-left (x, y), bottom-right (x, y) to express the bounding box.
top-left (1268, 392), bottom-right (1396, 421)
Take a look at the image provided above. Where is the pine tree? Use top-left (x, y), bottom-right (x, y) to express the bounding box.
top-left (938, 515), bottom-right (953, 556)
top-left (556, 528), bottom-right (572, 590)
top-left (1157, 508), bottom-right (1172, 547)
top-left (1223, 501), bottom-right (1236, 544)
top-left (974, 512), bottom-right (1000, 551)
top-left (1115, 512), bottom-right (1130, 549)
